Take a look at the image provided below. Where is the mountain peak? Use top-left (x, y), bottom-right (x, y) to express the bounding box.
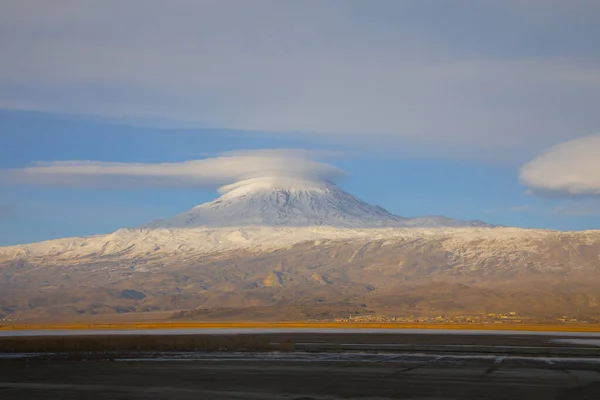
top-left (217, 177), bottom-right (333, 198)
top-left (141, 177), bottom-right (493, 229)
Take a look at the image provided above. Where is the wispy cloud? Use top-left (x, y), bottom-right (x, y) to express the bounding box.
top-left (1, 1), bottom-right (599, 160)
top-left (519, 134), bottom-right (600, 197)
top-left (0, 149), bottom-right (345, 190)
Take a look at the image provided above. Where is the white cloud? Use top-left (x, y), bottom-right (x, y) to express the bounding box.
top-left (1, 1), bottom-right (599, 160)
top-left (0, 149), bottom-right (345, 190)
top-left (519, 134), bottom-right (600, 197)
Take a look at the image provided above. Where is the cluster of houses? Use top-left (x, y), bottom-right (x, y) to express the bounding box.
top-left (332, 312), bottom-right (525, 324)
top-left (557, 316), bottom-right (581, 323)
top-left (0, 317), bottom-right (22, 323)
top-left (328, 312), bottom-right (600, 324)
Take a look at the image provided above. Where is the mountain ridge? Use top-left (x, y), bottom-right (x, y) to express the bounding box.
top-left (4, 178), bottom-right (600, 322)
top-left (2, 226), bottom-right (600, 321)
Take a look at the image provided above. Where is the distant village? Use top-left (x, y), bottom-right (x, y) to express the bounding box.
top-left (0, 313), bottom-right (596, 325)
top-left (325, 312), bottom-right (592, 325)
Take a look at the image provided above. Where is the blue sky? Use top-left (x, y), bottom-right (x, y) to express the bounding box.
top-left (1, 1), bottom-right (599, 244)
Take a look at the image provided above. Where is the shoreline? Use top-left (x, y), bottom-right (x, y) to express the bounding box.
top-left (2, 321), bottom-right (600, 333)
top-left (2, 330), bottom-right (600, 358)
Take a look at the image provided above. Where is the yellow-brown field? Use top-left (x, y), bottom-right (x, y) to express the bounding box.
top-left (1, 321), bottom-right (600, 333)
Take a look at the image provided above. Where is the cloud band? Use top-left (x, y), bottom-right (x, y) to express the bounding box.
top-left (0, 149), bottom-right (346, 190)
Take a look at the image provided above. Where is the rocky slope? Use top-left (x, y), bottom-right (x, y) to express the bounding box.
top-left (1, 179), bottom-right (598, 321)
top-left (1, 226), bottom-right (599, 320)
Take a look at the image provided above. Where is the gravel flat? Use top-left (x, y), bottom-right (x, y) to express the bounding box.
top-left (2, 333), bottom-right (600, 399)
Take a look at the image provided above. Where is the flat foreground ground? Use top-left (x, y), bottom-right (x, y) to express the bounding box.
top-left (1, 333), bottom-right (600, 399)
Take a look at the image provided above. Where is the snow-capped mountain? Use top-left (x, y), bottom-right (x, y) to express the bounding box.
top-left (4, 175), bottom-right (600, 321)
top-left (142, 177), bottom-right (491, 229)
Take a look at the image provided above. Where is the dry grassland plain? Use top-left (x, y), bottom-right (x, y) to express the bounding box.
top-left (2, 321), bottom-right (600, 333)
